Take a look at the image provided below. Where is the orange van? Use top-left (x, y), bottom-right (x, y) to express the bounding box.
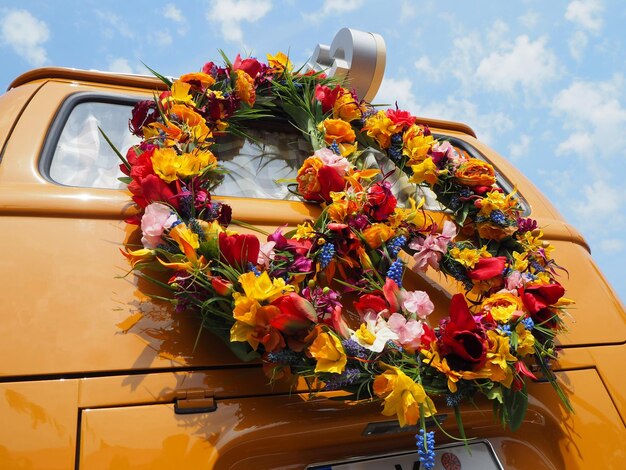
top-left (0, 31), bottom-right (625, 470)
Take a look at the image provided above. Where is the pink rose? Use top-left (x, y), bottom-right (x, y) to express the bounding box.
top-left (141, 202), bottom-right (179, 248)
top-left (402, 290), bottom-right (434, 319)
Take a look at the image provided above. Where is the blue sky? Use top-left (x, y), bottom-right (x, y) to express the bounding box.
top-left (1, 0), bottom-right (625, 303)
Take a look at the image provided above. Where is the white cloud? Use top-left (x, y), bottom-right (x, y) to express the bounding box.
top-left (475, 35), bottom-right (559, 95)
top-left (568, 30), bottom-right (588, 61)
top-left (376, 76), bottom-right (419, 111)
top-left (565, 0), bottom-right (604, 32)
top-left (598, 238), bottom-right (625, 254)
top-left (207, 0), bottom-right (272, 44)
top-left (95, 10), bottom-right (134, 39)
top-left (572, 179), bottom-right (625, 230)
top-left (0, 9), bottom-right (49, 66)
top-left (304, 0), bottom-right (365, 21)
top-left (151, 31), bottom-right (173, 47)
top-left (414, 56), bottom-right (440, 82)
top-left (164, 4), bottom-right (184, 23)
top-left (400, 0), bottom-right (417, 22)
top-left (107, 58), bottom-right (138, 74)
top-left (509, 134), bottom-right (531, 161)
top-left (519, 11), bottom-right (539, 29)
top-left (378, 76), bottom-right (513, 145)
top-left (552, 75), bottom-right (626, 158)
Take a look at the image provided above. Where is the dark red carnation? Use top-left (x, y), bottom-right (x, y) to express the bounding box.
top-left (385, 108), bottom-right (416, 129)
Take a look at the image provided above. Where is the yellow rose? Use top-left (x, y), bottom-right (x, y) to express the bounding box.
top-left (481, 292), bottom-right (524, 323)
top-left (235, 70), bottom-right (256, 106)
top-left (309, 331), bottom-right (347, 374)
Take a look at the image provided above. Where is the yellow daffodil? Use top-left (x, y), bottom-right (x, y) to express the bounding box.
top-left (309, 331), bottom-right (347, 374)
top-left (449, 245), bottom-right (488, 269)
top-left (293, 222), bottom-right (315, 240)
top-left (373, 365), bottom-right (435, 427)
top-left (238, 271), bottom-right (292, 303)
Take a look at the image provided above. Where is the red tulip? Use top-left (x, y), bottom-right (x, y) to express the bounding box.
top-left (468, 256), bottom-right (507, 281)
top-left (270, 293), bottom-right (317, 335)
top-left (218, 232), bottom-right (260, 268)
top-left (520, 283), bottom-right (565, 314)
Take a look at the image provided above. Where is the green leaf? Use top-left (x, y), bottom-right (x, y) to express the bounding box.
top-left (502, 384), bottom-right (529, 432)
top-left (141, 62), bottom-right (173, 87)
top-left (98, 126), bottom-right (130, 171)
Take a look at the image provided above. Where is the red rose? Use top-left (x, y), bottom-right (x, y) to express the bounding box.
top-left (468, 256), bottom-right (507, 281)
top-left (366, 181), bottom-right (397, 221)
top-left (318, 165), bottom-right (345, 202)
top-left (218, 232), bottom-right (260, 268)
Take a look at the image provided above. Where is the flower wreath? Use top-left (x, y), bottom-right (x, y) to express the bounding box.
top-left (119, 51), bottom-right (572, 466)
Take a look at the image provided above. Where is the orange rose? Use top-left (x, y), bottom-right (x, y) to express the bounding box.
top-left (477, 222), bottom-right (517, 241)
top-left (333, 89), bottom-right (364, 122)
top-left (455, 160), bottom-right (496, 187)
top-left (234, 70), bottom-right (256, 106)
top-left (320, 118), bottom-right (356, 143)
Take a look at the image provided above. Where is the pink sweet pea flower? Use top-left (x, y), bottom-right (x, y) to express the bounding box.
top-left (141, 202), bottom-right (179, 248)
top-left (387, 313), bottom-right (425, 352)
top-left (402, 290), bottom-right (434, 319)
top-left (257, 241), bottom-right (276, 267)
top-left (409, 220), bottom-right (457, 271)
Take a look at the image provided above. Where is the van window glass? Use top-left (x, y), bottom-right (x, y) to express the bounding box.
top-left (49, 101), bottom-right (140, 189)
